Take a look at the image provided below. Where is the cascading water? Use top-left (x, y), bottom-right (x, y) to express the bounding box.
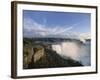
top-left (52, 40), bottom-right (91, 66)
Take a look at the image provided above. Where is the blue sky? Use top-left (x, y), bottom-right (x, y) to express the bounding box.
top-left (23, 10), bottom-right (91, 38)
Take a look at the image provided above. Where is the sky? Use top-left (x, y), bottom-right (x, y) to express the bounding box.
top-left (23, 10), bottom-right (91, 39)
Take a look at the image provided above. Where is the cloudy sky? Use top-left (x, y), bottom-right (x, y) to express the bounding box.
top-left (23, 10), bottom-right (91, 39)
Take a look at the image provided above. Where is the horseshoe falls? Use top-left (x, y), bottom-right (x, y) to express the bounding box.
top-left (52, 40), bottom-right (91, 66)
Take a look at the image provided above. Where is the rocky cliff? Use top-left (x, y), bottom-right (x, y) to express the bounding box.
top-left (27, 48), bottom-right (83, 69)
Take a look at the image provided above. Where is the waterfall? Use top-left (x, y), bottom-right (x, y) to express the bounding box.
top-left (52, 44), bottom-right (62, 55)
top-left (52, 41), bottom-right (91, 66)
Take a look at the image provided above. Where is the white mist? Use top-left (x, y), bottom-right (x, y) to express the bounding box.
top-left (52, 41), bottom-right (90, 66)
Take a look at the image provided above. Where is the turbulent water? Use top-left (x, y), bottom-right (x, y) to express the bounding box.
top-left (52, 40), bottom-right (91, 66)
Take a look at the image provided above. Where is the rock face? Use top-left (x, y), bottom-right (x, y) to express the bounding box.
top-left (23, 45), bottom-right (33, 69)
top-left (27, 48), bottom-right (83, 69)
top-left (23, 38), bottom-right (83, 69)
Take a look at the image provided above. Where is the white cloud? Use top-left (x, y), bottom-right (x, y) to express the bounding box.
top-left (24, 18), bottom-right (74, 37)
top-left (79, 33), bottom-right (91, 41)
top-left (23, 18), bottom-right (91, 40)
